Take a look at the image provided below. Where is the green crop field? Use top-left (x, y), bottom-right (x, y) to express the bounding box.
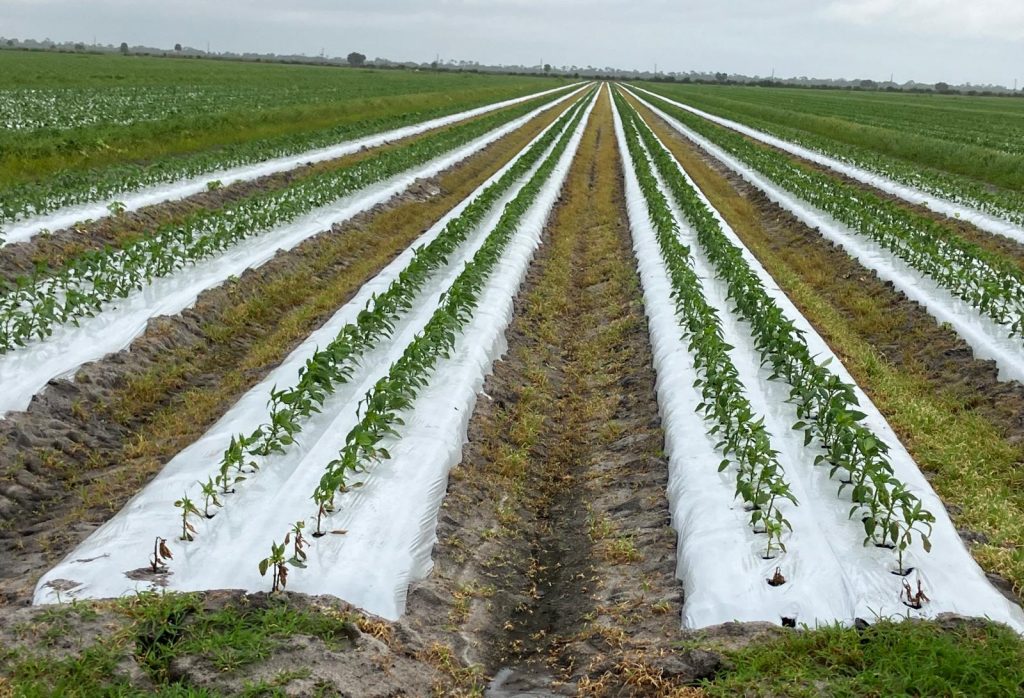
top-left (0, 51), bottom-right (564, 207)
top-left (2, 55), bottom-right (1024, 695)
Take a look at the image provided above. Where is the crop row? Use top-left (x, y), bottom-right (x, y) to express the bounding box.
top-left (636, 91), bottom-right (1024, 339)
top-left (614, 91), bottom-right (795, 559)
top-left (197, 95), bottom-right (589, 513)
top-left (0, 88), bottom-right (571, 228)
top-left (307, 91), bottom-right (592, 540)
top-left (0, 94), bottom-right (567, 352)
top-left (618, 90), bottom-right (934, 574)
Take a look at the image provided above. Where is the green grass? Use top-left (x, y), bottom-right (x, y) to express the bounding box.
top-left (1, 592), bottom-right (359, 697)
top-left (702, 619), bottom-right (1024, 697)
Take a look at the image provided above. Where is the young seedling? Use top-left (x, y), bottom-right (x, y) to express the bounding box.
top-left (766, 567), bottom-right (786, 587)
top-left (149, 536), bottom-right (172, 573)
top-left (174, 493), bottom-right (202, 541)
top-left (106, 200), bottom-right (127, 216)
top-left (258, 540), bottom-right (288, 593)
top-left (199, 477), bottom-right (222, 518)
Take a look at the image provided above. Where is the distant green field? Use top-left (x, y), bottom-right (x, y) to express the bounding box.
top-left (0, 50), bottom-right (569, 223)
top-left (638, 81), bottom-right (1024, 224)
top-left (0, 50), bottom-right (564, 193)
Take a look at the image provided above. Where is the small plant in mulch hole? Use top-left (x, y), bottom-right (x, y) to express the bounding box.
top-left (259, 541), bottom-right (289, 593)
top-left (174, 493), bottom-right (202, 541)
top-left (891, 565), bottom-right (915, 577)
top-left (766, 567), bottom-right (786, 587)
top-left (149, 537), bottom-right (172, 573)
top-left (199, 477), bottom-right (222, 518)
top-left (901, 578), bottom-right (930, 609)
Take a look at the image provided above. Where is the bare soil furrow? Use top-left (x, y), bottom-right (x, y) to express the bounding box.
top-left (398, 88), bottom-right (713, 696)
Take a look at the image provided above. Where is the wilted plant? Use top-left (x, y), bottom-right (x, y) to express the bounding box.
top-left (901, 578), bottom-right (929, 609)
top-left (149, 536), bottom-right (172, 573)
top-left (174, 493), bottom-right (202, 541)
top-left (286, 520), bottom-right (308, 568)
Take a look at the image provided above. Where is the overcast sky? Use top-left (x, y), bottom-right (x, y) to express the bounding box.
top-left (4, 0), bottom-right (1022, 86)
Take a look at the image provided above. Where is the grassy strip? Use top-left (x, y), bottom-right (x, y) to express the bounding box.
top-left (700, 618), bottom-right (1024, 696)
top-left (628, 96), bottom-right (1024, 593)
top-left (0, 592), bottom-right (360, 697)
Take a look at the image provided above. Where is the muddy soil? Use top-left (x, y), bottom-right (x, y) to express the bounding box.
top-left (0, 98), bottom-right (571, 607)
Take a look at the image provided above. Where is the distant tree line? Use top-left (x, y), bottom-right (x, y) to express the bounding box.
top-left (0, 36), bottom-right (1018, 97)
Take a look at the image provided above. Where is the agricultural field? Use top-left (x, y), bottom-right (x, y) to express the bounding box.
top-left (2, 53), bottom-right (1024, 696)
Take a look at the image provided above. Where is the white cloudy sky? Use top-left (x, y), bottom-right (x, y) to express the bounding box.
top-left (4, 0), bottom-right (1022, 85)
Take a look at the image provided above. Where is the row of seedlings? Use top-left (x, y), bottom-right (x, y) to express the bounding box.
top-left (176, 93), bottom-right (593, 536)
top-left (0, 86), bottom-right (578, 231)
top-left (615, 92), bottom-right (797, 564)
top-left (167, 95), bottom-right (591, 549)
top-left (0, 93), bottom-right (569, 350)
top-left (275, 92), bottom-right (597, 591)
top-left (633, 86), bottom-right (1024, 229)
top-left (633, 90), bottom-right (1024, 340)
top-left (621, 93), bottom-right (935, 591)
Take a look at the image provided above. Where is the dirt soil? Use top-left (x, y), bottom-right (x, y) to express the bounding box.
top-left (394, 88), bottom-right (732, 696)
top-left (0, 97), bottom-right (571, 608)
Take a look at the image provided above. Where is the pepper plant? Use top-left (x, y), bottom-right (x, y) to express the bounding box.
top-left (617, 89), bottom-right (935, 570)
top-left (173, 493), bottom-right (202, 542)
top-left (615, 92), bottom-right (795, 560)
